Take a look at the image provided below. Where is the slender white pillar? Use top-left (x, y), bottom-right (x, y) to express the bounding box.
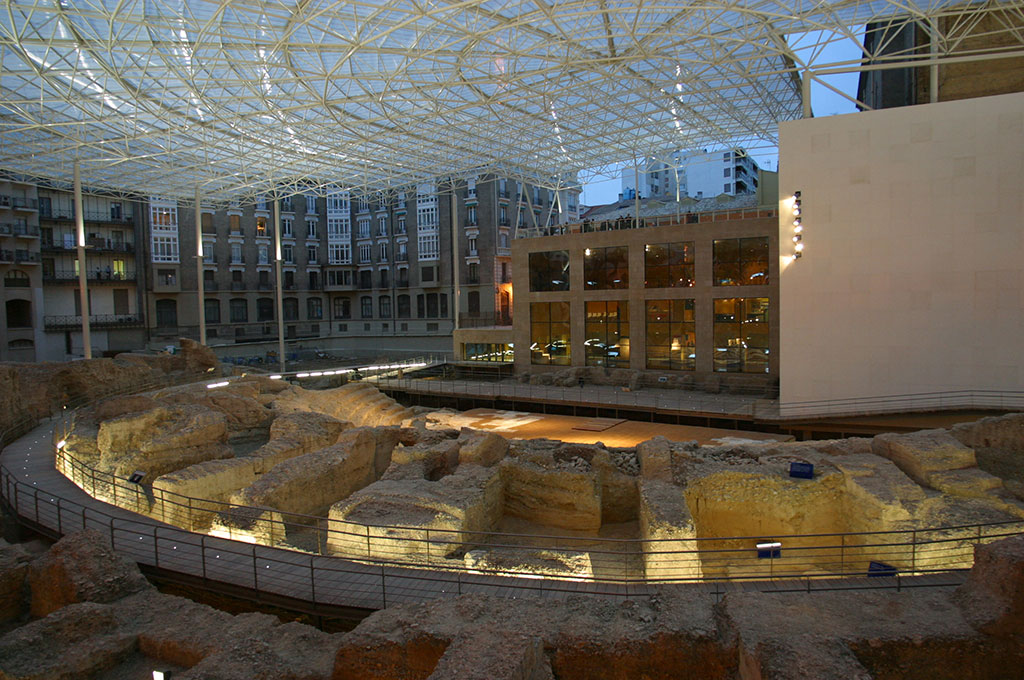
top-left (274, 199), bottom-right (285, 373)
top-left (930, 21), bottom-right (940, 104)
top-left (802, 70), bottom-right (812, 118)
top-left (73, 161), bottom-right (92, 359)
top-left (633, 161), bottom-right (641, 228)
top-left (195, 186), bottom-right (206, 345)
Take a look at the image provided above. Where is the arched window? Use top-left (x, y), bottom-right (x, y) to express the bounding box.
top-left (155, 299), bottom-right (177, 328)
top-left (283, 297), bottom-right (298, 321)
top-left (4, 270), bottom-right (30, 288)
top-left (257, 297), bottom-right (274, 321)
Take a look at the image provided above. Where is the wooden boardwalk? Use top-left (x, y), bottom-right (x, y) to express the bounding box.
top-left (0, 418), bottom-right (967, 616)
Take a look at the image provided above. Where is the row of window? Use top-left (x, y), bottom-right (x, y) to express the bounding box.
top-left (197, 291), bottom-right (452, 324)
top-left (528, 237), bottom-right (769, 291)
top-left (530, 297), bottom-right (769, 373)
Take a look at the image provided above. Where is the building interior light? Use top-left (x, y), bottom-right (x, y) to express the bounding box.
top-left (794, 243), bottom-right (804, 252)
top-left (792, 235), bottom-right (801, 242)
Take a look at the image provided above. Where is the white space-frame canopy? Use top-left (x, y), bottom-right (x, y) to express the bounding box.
top-left (1, 0), bottom-right (1023, 201)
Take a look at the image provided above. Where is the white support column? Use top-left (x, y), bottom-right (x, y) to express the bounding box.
top-left (73, 161), bottom-right (92, 359)
top-left (930, 20), bottom-right (940, 104)
top-left (802, 70), bottom-right (812, 118)
top-left (274, 199), bottom-right (285, 373)
top-left (674, 165), bottom-right (681, 223)
top-left (633, 160), bottom-right (641, 228)
top-left (195, 186), bottom-right (206, 345)
top-left (450, 180), bottom-right (460, 333)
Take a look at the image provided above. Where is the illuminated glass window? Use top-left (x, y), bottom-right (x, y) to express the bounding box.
top-left (645, 242), bottom-right (694, 288)
top-left (528, 250), bottom-right (569, 291)
top-left (530, 301), bottom-right (571, 365)
top-left (713, 297), bottom-right (769, 373)
top-left (646, 299), bottom-right (695, 371)
top-left (583, 245), bottom-right (628, 289)
top-left (713, 237), bottom-right (769, 286)
top-left (585, 301), bottom-right (629, 368)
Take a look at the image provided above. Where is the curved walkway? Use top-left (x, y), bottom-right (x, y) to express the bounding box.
top-left (0, 419), bottom-right (967, 615)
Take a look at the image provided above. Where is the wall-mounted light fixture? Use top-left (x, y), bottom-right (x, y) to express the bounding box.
top-left (791, 191), bottom-right (804, 259)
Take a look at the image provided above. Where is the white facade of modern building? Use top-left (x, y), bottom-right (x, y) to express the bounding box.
top-left (621, 149), bottom-right (760, 200)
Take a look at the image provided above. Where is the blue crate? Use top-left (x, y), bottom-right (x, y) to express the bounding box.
top-left (868, 561), bottom-right (898, 577)
top-left (789, 462), bottom-right (814, 479)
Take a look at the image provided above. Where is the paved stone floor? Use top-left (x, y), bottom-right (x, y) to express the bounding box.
top-left (440, 408), bottom-right (792, 446)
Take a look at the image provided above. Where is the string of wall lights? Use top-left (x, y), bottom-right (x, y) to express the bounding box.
top-left (791, 191), bottom-right (804, 258)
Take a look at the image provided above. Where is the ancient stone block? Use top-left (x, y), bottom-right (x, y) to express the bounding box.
top-left (637, 436), bottom-right (673, 481)
top-left (639, 480), bottom-right (700, 581)
top-left (457, 429), bottom-right (509, 467)
top-left (0, 539), bottom-right (32, 623)
top-left (951, 414), bottom-right (1024, 454)
top-left (500, 457), bottom-right (602, 532)
top-left (427, 628), bottom-right (552, 680)
top-left (0, 601), bottom-right (138, 680)
top-left (97, 404), bottom-right (232, 482)
top-left (872, 429), bottom-right (977, 488)
top-left (955, 534), bottom-right (1024, 636)
top-left (27, 530), bottom-right (152, 617)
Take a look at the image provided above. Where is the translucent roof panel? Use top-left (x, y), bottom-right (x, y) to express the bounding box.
top-left (0, 0), bottom-right (1021, 201)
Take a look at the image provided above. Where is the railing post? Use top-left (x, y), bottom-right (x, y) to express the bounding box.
top-left (911, 529), bottom-right (917, 573)
top-left (253, 545), bottom-right (258, 591)
top-left (200, 535), bottom-right (207, 581)
top-left (153, 527), bottom-right (159, 568)
top-left (187, 496), bottom-right (193, 531)
top-left (82, 506), bottom-right (86, 531)
top-left (840, 534), bottom-right (845, 574)
top-left (381, 563), bottom-right (387, 608)
top-left (33, 488), bottom-right (39, 523)
top-left (310, 557), bottom-right (316, 602)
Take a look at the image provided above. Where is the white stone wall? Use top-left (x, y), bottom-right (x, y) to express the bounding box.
top-left (778, 91), bottom-right (1024, 414)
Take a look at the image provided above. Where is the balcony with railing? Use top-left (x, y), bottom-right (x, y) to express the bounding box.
top-left (44, 269), bottom-right (137, 284)
top-left (14, 250), bottom-right (40, 264)
top-left (40, 208), bottom-right (133, 224)
top-left (42, 235), bottom-right (135, 254)
top-left (44, 314), bottom-right (144, 331)
top-left (0, 222), bottom-right (38, 238)
top-left (4, 196), bottom-right (38, 211)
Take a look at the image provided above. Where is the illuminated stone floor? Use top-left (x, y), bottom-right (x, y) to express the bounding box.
top-left (436, 408), bottom-right (793, 447)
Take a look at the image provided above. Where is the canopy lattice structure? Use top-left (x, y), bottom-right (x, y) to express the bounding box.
top-left (1, 0), bottom-right (1023, 201)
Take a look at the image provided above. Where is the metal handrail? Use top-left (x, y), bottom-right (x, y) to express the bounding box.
top-left (46, 408), bottom-right (1024, 583)
top-left (1, 367), bottom-right (1015, 614)
top-left (769, 389), bottom-right (1024, 420)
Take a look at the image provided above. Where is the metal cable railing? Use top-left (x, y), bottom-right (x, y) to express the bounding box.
top-left (46, 434), bottom-right (1024, 587)
top-left (1, 369), bottom-right (1015, 613)
top-left (769, 389), bottom-right (1024, 420)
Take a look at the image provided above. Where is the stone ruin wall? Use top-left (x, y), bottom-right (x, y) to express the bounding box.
top-left (2, 529), bottom-right (1024, 679)
top-left (55, 373), bottom-right (1024, 581)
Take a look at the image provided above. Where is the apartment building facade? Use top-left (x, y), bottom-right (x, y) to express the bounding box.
top-left (621, 149), bottom-right (760, 201)
top-left (144, 175), bottom-right (578, 356)
top-left (0, 180), bottom-right (42, 362)
top-left (35, 190), bottom-right (146, 359)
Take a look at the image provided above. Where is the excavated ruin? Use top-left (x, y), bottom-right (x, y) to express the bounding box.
top-left (55, 373), bottom-right (1024, 581)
